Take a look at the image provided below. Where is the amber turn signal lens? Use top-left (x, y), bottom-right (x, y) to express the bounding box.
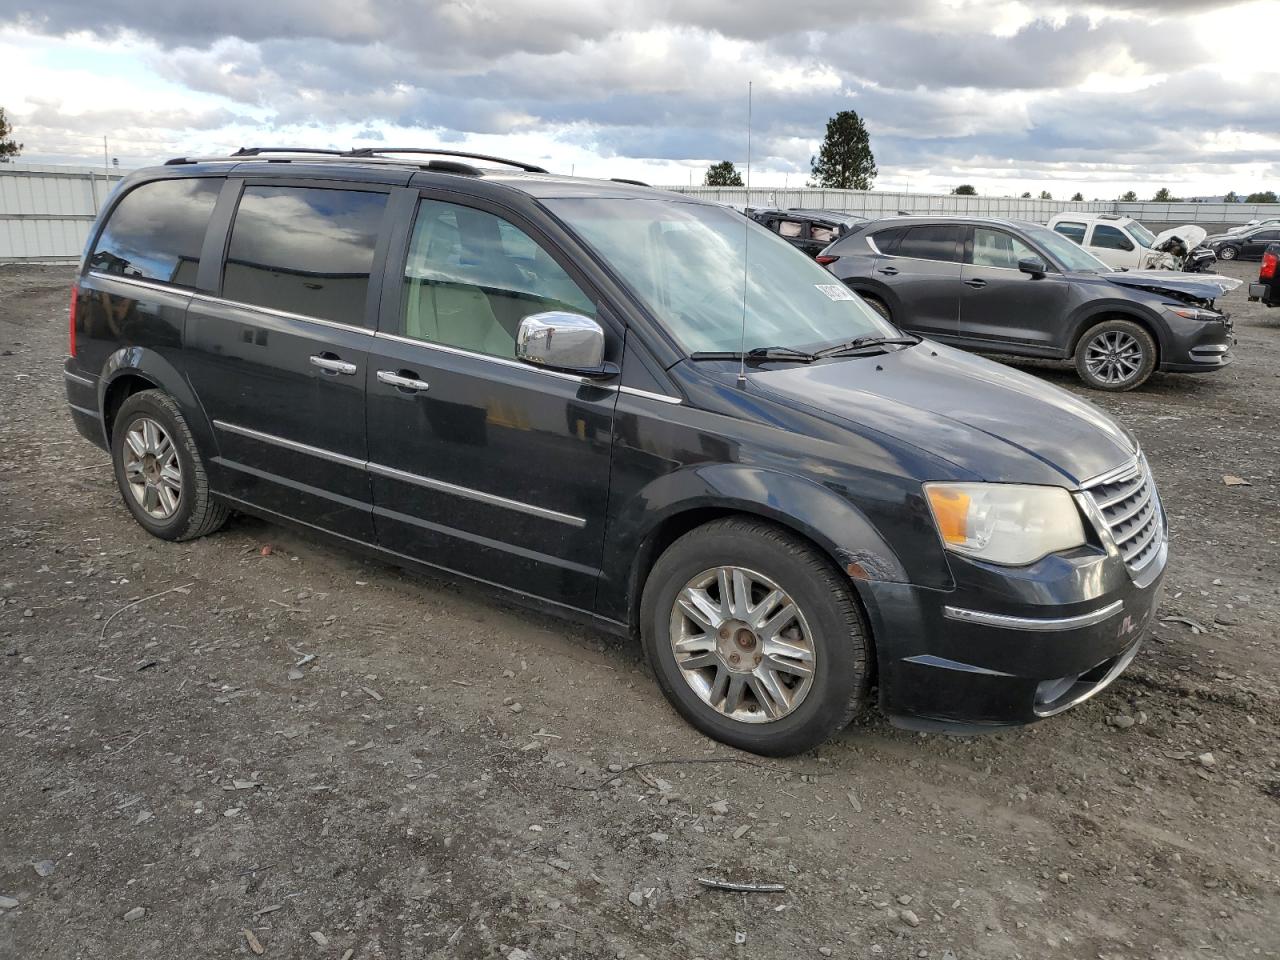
top-left (926, 487), bottom-right (970, 545)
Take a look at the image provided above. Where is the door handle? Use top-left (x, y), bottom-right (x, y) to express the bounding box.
top-left (377, 370), bottom-right (430, 392)
top-left (963, 278), bottom-right (987, 288)
top-left (310, 354), bottom-right (357, 375)
top-left (877, 266), bottom-right (899, 276)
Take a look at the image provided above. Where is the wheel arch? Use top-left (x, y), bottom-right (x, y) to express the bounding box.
top-left (1068, 308), bottom-right (1164, 364)
top-left (99, 347), bottom-right (217, 452)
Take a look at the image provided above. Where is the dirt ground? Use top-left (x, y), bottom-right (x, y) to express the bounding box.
top-left (1, 261), bottom-right (1277, 960)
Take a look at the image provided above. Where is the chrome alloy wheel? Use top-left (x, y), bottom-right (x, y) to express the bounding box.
top-left (669, 566), bottom-right (816, 723)
top-left (1084, 330), bottom-right (1144, 385)
top-left (123, 417), bottom-right (182, 520)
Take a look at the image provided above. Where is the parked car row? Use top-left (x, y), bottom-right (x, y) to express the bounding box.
top-left (65, 150), bottom-right (1168, 755)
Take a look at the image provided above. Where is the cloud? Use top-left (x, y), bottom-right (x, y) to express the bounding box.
top-left (0, 0), bottom-right (1274, 196)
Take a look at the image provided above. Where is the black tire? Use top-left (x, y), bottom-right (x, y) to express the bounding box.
top-left (1217, 245), bottom-right (1237, 261)
top-left (110, 389), bottom-right (230, 541)
top-left (1073, 319), bottom-right (1157, 392)
top-left (861, 294), bottom-right (892, 323)
top-left (640, 517), bottom-right (871, 756)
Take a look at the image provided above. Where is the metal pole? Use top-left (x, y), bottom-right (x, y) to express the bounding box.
top-left (104, 136), bottom-right (109, 173)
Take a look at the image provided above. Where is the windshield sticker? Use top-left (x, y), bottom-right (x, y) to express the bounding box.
top-left (815, 284), bottom-right (855, 301)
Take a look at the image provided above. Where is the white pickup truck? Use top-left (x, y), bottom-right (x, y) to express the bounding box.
top-left (1048, 213), bottom-right (1206, 271)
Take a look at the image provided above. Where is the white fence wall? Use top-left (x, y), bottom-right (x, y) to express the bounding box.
top-left (0, 164), bottom-right (128, 262)
top-left (666, 186), bottom-right (1280, 231)
top-left (4, 166), bottom-right (1280, 261)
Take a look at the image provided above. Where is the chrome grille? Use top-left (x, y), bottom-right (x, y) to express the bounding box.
top-left (1084, 459), bottom-right (1163, 576)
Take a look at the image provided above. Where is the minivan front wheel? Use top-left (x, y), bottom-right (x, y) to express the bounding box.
top-left (1074, 320), bottom-right (1157, 391)
top-left (111, 389), bottom-right (230, 541)
top-left (640, 518), bottom-right (871, 756)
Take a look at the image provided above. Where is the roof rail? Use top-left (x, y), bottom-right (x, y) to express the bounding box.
top-left (609, 177), bottom-right (650, 187)
top-left (232, 147), bottom-right (349, 157)
top-left (347, 147), bottom-right (547, 173)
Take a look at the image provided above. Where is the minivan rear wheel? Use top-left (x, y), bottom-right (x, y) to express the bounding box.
top-left (1074, 319), bottom-right (1157, 392)
top-left (640, 518), bottom-right (871, 756)
top-left (111, 389), bottom-right (230, 541)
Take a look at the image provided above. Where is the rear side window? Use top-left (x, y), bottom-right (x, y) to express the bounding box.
top-left (222, 186), bottom-right (388, 326)
top-left (1091, 224), bottom-right (1134, 251)
top-left (811, 224), bottom-right (837, 244)
top-left (867, 226), bottom-right (905, 254)
top-left (896, 225), bottom-right (963, 263)
top-left (90, 178), bottom-right (220, 287)
top-left (1053, 221), bottom-right (1087, 245)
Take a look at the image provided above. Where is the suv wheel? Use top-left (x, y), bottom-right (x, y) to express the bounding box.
top-left (640, 518), bottom-right (871, 756)
top-left (111, 389), bottom-right (230, 541)
top-left (1217, 245), bottom-right (1237, 261)
top-left (1074, 320), bottom-right (1157, 392)
top-left (861, 295), bottom-right (892, 323)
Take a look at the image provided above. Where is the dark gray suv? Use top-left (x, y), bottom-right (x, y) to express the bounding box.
top-left (819, 216), bottom-right (1237, 391)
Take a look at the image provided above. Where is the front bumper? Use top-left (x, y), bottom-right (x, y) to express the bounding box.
top-left (1159, 313), bottom-right (1235, 373)
top-left (861, 475), bottom-right (1167, 732)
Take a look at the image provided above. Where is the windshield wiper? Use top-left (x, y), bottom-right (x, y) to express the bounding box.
top-left (689, 345), bottom-right (818, 363)
top-left (813, 334), bottom-right (920, 359)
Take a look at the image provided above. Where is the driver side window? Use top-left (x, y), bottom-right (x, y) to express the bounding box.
top-left (1091, 225), bottom-right (1134, 251)
top-left (401, 199), bottom-right (596, 360)
top-left (972, 227), bottom-right (1038, 270)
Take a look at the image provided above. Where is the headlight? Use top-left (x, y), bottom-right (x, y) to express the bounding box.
top-left (1166, 305), bottom-right (1222, 321)
top-left (924, 483), bottom-right (1086, 566)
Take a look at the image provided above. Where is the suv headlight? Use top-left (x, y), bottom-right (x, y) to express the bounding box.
top-left (924, 483), bottom-right (1086, 566)
top-left (1166, 305), bottom-right (1222, 321)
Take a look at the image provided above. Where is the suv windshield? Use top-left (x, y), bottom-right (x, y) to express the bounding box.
top-left (1023, 224), bottom-right (1114, 273)
top-left (546, 198), bottom-right (893, 354)
top-left (1127, 221), bottom-right (1156, 248)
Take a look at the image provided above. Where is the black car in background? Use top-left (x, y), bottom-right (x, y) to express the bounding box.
top-left (1207, 225), bottom-right (1280, 261)
top-left (820, 216), bottom-right (1237, 391)
top-left (747, 207), bottom-right (866, 258)
top-left (64, 152), bottom-right (1167, 755)
top-left (1248, 243), bottom-right (1279, 307)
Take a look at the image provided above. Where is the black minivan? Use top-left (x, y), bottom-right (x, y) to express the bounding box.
top-left (64, 148), bottom-right (1167, 755)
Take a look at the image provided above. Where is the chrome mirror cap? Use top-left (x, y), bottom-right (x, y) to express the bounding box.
top-left (516, 311), bottom-right (607, 374)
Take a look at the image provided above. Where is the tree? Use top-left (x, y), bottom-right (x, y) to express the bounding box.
top-left (1119, 190), bottom-right (1137, 202)
top-left (703, 161), bottom-right (744, 187)
top-left (0, 108), bottom-right (22, 163)
top-left (1038, 190), bottom-right (1053, 200)
top-left (810, 110), bottom-right (877, 190)
top-left (1070, 192), bottom-right (1083, 202)
top-left (1245, 190), bottom-right (1278, 204)
top-left (1151, 187), bottom-right (1181, 202)
top-left (1223, 191), bottom-right (1239, 203)
top-left (951, 184), bottom-right (977, 196)
top-left (1020, 191), bottom-right (1032, 199)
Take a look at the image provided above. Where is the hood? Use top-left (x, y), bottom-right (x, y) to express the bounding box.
top-left (1152, 224), bottom-right (1206, 249)
top-left (748, 343), bottom-right (1136, 487)
top-left (1104, 269), bottom-right (1241, 301)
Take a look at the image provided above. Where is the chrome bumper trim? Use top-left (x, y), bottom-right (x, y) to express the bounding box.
top-left (942, 599), bottom-right (1124, 632)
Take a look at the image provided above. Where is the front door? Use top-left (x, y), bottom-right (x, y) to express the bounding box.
top-left (184, 180), bottom-right (392, 539)
top-left (1243, 229), bottom-right (1280, 259)
top-left (1086, 222), bottom-right (1139, 270)
top-left (957, 226), bottom-right (1069, 353)
top-left (365, 194), bottom-right (618, 612)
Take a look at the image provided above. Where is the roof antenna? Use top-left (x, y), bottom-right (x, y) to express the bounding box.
top-left (737, 81), bottom-right (753, 388)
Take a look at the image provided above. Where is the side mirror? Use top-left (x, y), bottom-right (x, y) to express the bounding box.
top-left (516, 311), bottom-right (612, 376)
top-left (1017, 256), bottom-right (1048, 277)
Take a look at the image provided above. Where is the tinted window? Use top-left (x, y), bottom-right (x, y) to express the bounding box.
top-left (1091, 224), bottom-right (1133, 251)
top-left (1053, 221), bottom-right (1087, 245)
top-left (402, 199), bottom-right (596, 359)
top-left (972, 228), bottom-right (1039, 270)
top-left (896, 225), bottom-right (963, 262)
top-left (223, 186), bottom-right (387, 325)
top-left (1254, 230), bottom-right (1280, 241)
top-left (90, 178), bottom-right (220, 287)
top-left (868, 226), bottom-right (905, 254)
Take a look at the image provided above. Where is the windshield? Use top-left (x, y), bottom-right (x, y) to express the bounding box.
top-left (545, 198), bottom-right (895, 354)
top-left (1024, 224), bottom-right (1114, 273)
top-left (1127, 221), bottom-right (1156, 248)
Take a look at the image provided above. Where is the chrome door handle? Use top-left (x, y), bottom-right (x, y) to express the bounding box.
top-left (377, 370), bottom-right (430, 392)
top-left (310, 354), bottom-right (357, 375)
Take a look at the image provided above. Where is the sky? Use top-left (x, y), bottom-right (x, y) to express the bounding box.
top-left (1, 0), bottom-right (1278, 198)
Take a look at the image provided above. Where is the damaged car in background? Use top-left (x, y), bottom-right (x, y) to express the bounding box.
top-left (1048, 213), bottom-right (1216, 272)
top-left (820, 216), bottom-right (1241, 391)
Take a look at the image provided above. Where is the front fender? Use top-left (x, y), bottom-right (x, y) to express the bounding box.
top-left (100, 347), bottom-right (217, 453)
top-left (1066, 300), bottom-right (1168, 356)
top-left (601, 462), bottom-right (916, 625)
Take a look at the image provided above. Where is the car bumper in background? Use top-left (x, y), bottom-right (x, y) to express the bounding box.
top-left (1248, 281), bottom-right (1277, 307)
